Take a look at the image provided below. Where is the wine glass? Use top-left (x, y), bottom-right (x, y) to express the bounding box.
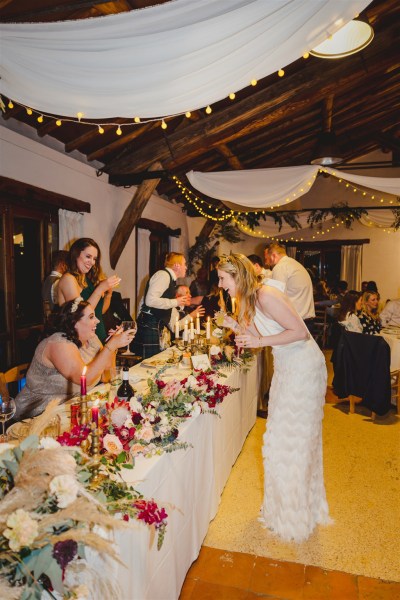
top-left (0, 397), bottom-right (16, 442)
top-left (121, 320), bottom-right (137, 355)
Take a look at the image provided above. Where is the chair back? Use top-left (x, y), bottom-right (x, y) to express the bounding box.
top-left (313, 308), bottom-right (328, 348)
top-left (1, 363), bottom-right (30, 396)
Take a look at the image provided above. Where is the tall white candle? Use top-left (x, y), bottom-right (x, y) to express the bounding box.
top-left (183, 319), bottom-right (189, 342)
top-left (206, 316), bottom-right (211, 340)
top-left (175, 317), bottom-right (179, 339)
top-left (190, 317), bottom-right (195, 340)
top-left (196, 315), bottom-right (201, 334)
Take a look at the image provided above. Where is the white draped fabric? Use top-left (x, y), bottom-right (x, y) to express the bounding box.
top-left (58, 209), bottom-right (83, 249)
top-left (341, 245), bottom-right (363, 290)
top-left (0, 0), bottom-right (370, 119)
top-left (187, 166), bottom-right (400, 208)
top-left (359, 209), bottom-right (398, 229)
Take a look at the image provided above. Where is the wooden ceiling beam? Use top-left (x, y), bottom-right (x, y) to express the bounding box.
top-left (87, 122), bottom-right (158, 162)
top-left (216, 144), bottom-right (244, 170)
top-left (104, 28), bottom-right (398, 175)
top-left (109, 161), bottom-right (163, 268)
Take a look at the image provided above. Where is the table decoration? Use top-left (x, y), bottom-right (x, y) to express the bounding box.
top-left (0, 431), bottom-right (169, 599)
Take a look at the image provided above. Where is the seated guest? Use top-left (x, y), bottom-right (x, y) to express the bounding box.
top-left (380, 297), bottom-right (400, 327)
top-left (42, 250), bottom-right (69, 315)
top-left (337, 291), bottom-right (363, 333)
top-left (132, 253), bottom-right (190, 359)
top-left (358, 291), bottom-right (382, 335)
top-left (169, 285), bottom-right (205, 332)
top-left (14, 298), bottom-right (135, 421)
top-left (313, 280), bottom-right (330, 302)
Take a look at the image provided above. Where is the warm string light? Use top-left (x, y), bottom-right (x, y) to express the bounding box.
top-left (322, 169), bottom-right (396, 205)
top-left (234, 217), bottom-right (345, 242)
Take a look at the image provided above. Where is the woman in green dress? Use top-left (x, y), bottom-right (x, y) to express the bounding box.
top-left (57, 238), bottom-right (121, 342)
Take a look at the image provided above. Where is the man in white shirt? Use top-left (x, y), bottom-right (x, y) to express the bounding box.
top-left (380, 298), bottom-right (400, 327)
top-left (132, 253), bottom-right (191, 358)
top-left (266, 243), bottom-right (315, 329)
top-left (247, 254), bottom-right (272, 282)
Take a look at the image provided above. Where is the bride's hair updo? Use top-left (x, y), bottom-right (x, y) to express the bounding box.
top-left (218, 254), bottom-right (261, 326)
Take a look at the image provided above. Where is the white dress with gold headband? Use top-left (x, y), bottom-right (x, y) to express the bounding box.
top-left (254, 304), bottom-right (331, 542)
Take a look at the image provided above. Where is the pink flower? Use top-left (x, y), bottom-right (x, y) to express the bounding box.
top-left (135, 425), bottom-right (154, 442)
top-left (161, 380), bottom-right (183, 400)
top-left (103, 433), bottom-right (123, 455)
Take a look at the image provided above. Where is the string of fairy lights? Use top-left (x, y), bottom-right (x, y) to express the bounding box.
top-left (172, 174), bottom-right (400, 241)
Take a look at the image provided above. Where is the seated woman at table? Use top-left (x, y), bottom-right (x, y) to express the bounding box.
top-left (14, 298), bottom-right (135, 421)
top-left (57, 238), bottom-right (121, 342)
top-left (358, 291), bottom-right (382, 335)
top-left (337, 291), bottom-right (363, 333)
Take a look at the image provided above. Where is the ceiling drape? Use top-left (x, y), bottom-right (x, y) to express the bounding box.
top-left (0, 0), bottom-right (370, 118)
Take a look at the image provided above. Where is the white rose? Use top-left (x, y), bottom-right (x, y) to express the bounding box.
top-left (103, 433), bottom-right (123, 455)
top-left (129, 396), bottom-right (142, 413)
top-left (209, 344), bottom-right (221, 355)
top-left (4, 509), bottom-right (39, 551)
top-left (39, 437), bottom-right (60, 449)
top-left (49, 474), bottom-right (79, 508)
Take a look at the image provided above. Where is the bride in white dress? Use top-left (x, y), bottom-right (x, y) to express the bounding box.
top-left (218, 254), bottom-right (330, 543)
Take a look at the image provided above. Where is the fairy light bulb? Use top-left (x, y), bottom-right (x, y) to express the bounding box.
top-left (26, 108), bottom-right (32, 115)
top-left (116, 126), bottom-right (122, 135)
top-left (229, 92), bottom-right (236, 100)
top-left (56, 119), bottom-right (62, 127)
top-left (161, 119), bottom-right (167, 129)
top-left (303, 52), bottom-right (310, 59)
top-left (37, 115), bottom-right (43, 123)
top-left (205, 105), bottom-right (212, 114)
top-left (8, 101), bottom-right (14, 109)
top-left (278, 69), bottom-right (285, 77)
top-left (251, 79), bottom-right (257, 86)
top-left (76, 112), bottom-right (84, 121)
top-left (98, 125), bottom-right (104, 134)
top-left (185, 111), bottom-right (191, 118)
top-left (134, 116), bottom-right (140, 123)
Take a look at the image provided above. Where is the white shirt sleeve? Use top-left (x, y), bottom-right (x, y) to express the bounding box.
top-left (145, 270), bottom-right (178, 310)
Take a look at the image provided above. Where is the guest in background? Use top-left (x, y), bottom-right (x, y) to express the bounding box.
top-left (366, 281), bottom-right (379, 294)
top-left (247, 254), bottom-right (272, 282)
top-left (102, 291), bottom-right (132, 333)
top-left (380, 297), bottom-right (400, 328)
top-left (337, 291), bottom-right (363, 333)
top-left (265, 243), bottom-right (315, 331)
top-left (359, 291), bottom-right (382, 335)
top-left (14, 298), bottom-right (134, 421)
top-left (42, 250), bottom-right (69, 314)
top-left (57, 238), bottom-right (121, 342)
top-left (169, 285), bottom-right (205, 333)
top-left (132, 252), bottom-right (190, 359)
top-left (361, 281), bottom-right (369, 293)
top-left (313, 280), bottom-right (330, 302)
top-left (189, 267), bottom-right (209, 297)
top-left (200, 283), bottom-right (223, 320)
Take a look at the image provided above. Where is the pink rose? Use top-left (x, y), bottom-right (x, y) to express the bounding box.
top-left (103, 433), bottom-right (123, 455)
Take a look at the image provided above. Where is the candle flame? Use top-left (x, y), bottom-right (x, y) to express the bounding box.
top-left (93, 398), bottom-right (99, 407)
top-left (82, 366), bottom-right (87, 376)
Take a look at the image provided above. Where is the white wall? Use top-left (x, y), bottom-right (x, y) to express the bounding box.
top-left (0, 126), bottom-right (189, 311)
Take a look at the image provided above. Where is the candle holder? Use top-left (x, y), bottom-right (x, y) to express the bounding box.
top-left (89, 423), bottom-right (105, 489)
top-left (80, 395), bottom-right (88, 426)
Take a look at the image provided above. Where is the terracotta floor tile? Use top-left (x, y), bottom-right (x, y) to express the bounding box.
top-left (189, 579), bottom-right (250, 599)
top-left (179, 576), bottom-right (197, 600)
top-left (186, 547), bottom-right (256, 590)
top-left (249, 557), bottom-right (305, 599)
top-left (303, 565), bottom-right (358, 600)
top-left (357, 576), bottom-right (400, 599)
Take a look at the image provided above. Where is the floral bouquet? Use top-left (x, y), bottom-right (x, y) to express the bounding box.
top-left (0, 432), bottom-right (168, 599)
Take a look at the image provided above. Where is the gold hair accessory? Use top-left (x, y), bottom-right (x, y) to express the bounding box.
top-left (70, 296), bottom-right (83, 313)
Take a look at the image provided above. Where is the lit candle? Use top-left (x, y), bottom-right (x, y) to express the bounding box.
top-left (231, 297), bottom-right (236, 314)
top-left (190, 317), bottom-right (195, 340)
top-left (175, 316), bottom-right (180, 339)
top-left (80, 366), bottom-right (87, 397)
top-left (206, 316), bottom-right (211, 340)
top-left (183, 319), bottom-right (189, 342)
top-left (196, 315), bottom-right (201, 334)
top-left (91, 400), bottom-right (99, 427)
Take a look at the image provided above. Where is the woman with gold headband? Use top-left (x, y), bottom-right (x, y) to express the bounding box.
top-left (217, 253), bottom-right (330, 543)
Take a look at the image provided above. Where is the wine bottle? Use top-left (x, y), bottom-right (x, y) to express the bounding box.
top-left (117, 367), bottom-right (134, 401)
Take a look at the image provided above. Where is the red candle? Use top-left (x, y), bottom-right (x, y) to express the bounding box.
top-left (80, 366), bottom-right (87, 397)
top-left (91, 403), bottom-right (99, 427)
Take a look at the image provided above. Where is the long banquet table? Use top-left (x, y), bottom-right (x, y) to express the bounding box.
top-left (111, 354), bottom-right (259, 600)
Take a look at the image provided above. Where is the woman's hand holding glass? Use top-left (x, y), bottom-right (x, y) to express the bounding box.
top-left (99, 274), bottom-right (121, 294)
top-left (235, 332), bottom-right (259, 349)
top-left (106, 322), bottom-right (136, 351)
top-left (222, 314), bottom-right (239, 331)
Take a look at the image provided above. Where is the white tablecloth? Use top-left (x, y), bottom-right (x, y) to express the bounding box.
top-left (381, 331), bottom-right (400, 371)
top-left (113, 356), bottom-right (259, 600)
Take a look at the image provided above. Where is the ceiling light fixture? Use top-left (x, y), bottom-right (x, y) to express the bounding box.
top-left (310, 131), bottom-right (343, 166)
top-left (309, 17), bottom-right (374, 59)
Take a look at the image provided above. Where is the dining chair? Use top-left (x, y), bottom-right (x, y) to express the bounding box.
top-left (313, 308), bottom-right (328, 349)
top-left (1, 363), bottom-right (30, 396)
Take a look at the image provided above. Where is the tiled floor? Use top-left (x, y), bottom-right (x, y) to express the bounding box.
top-left (180, 547), bottom-right (400, 599)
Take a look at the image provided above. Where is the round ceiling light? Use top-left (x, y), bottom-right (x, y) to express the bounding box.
top-left (309, 19), bottom-right (374, 59)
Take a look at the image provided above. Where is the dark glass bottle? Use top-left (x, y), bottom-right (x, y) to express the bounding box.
top-left (117, 367), bottom-right (134, 401)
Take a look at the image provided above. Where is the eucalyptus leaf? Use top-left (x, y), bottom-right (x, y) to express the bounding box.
top-left (20, 435), bottom-right (39, 451)
top-left (45, 560), bottom-right (64, 594)
top-left (32, 544), bottom-right (53, 579)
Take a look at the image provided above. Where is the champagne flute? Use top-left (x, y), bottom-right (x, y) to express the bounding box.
top-left (0, 397), bottom-right (16, 442)
top-left (121, 320), bottom-right (137, 355)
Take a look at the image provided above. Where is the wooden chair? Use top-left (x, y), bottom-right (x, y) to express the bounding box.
top-left (0, 363), bottom-right (30, 396)
top-left (313, 308), bottom-right (328, 349)
top-left (390, 369), bottom-right (400, 415)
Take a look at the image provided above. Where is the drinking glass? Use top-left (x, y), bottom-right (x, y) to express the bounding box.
top-left (121, 320), bottom-right (137, 355)
top-left (0, 397), bottom-right (16, 442)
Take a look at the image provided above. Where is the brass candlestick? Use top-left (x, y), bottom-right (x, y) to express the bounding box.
top-left (89, 423), bottom-right (104, 489)
top-left (80, 395), bottom-right (88, 425)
